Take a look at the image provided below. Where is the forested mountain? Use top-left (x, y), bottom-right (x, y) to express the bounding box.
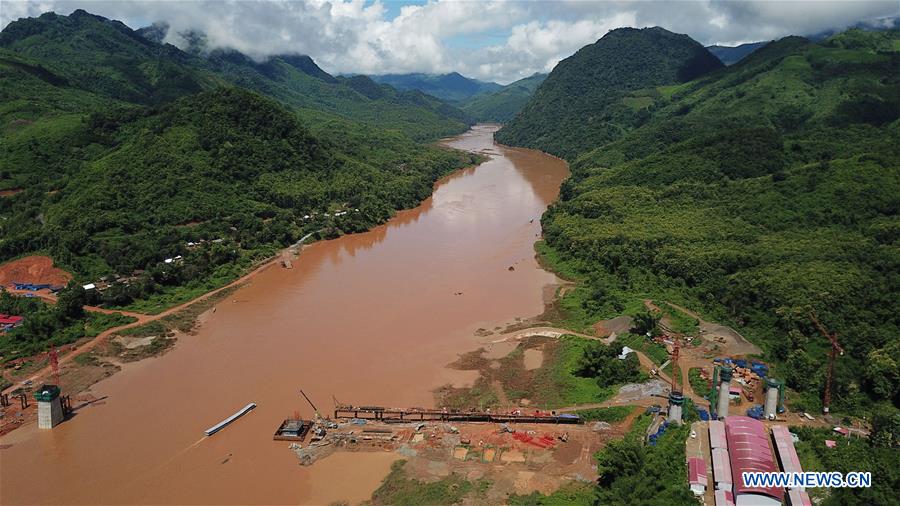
top-left (526, 29), bottom-right (900, 413)
top-left (460, 73), bottom-right (547, 123)
top-left (495, 27), bottom-right (723, 159)
top-left (0, 10), bottom-right (471, 141)
top-left (0, 10), bottom-right (480, 318)
top-left (706, 41), bottom-right (769, 65)
top-left (369, 72), bottom-right (502, 102)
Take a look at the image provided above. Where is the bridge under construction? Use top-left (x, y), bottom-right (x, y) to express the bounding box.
top-left (332, 405), bottom-right (582, 424)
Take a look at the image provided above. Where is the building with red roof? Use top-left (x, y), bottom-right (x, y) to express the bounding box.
top-left (712, 447), bottom-right (733, 490)
top-left (709, 420), bottom-right (728, 449)
top-left (724, 416), bottom-right (784, 505)
top-left (0, 314), bottom-right (24, 331)
top-left (688, 457), bottom-right (708, 495)
top-left (715, 489), bottom-right (735, 506)
top-left (771, 425), bottom-right (803, 477)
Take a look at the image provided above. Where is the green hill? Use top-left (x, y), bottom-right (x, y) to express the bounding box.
top-left (370, 72), bottom-right (502, 102)
top-left (461, 73), bottom-right (547, 123)
top-left (0, 10), bottom-right (471, 141)
top-left (0, 10), bottom-right (222, 105)
top-left (534, 30), bottom-right (900, 414)
top-left (0, 10), bottom-right (480, 318)
top-left (495, 27), bottom-right (723, 159)
top-left (200, 50), bottom-right (471, 141)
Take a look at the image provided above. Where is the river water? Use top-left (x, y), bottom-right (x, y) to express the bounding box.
top-left (0, 124), bottom-right (569, 505)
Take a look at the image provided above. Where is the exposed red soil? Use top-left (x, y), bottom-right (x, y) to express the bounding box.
top-left (0, 255), bottom-right (72, 286)
top-left (0, 189), bottom-right (24, 197)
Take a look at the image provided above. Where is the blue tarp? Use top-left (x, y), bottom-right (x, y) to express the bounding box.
top-left (12, 283), bottom-right (51, 291)
top-left (746, 405), bottom-right (764, 420)
top-left (698, 409), bottom-right (710, 421)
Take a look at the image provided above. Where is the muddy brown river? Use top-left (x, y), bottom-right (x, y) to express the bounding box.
top-left (0, 125), bottom-right (569, 505)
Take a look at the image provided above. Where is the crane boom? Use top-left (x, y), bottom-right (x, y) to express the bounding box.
top-left (670, 335), bottom-right (680, 392)
top-left (300, 389), bottom-right (319, 416)
top-left (809, 312), bottom-right (843, 414)
top-left (48, 347), bottom-right (60, 387)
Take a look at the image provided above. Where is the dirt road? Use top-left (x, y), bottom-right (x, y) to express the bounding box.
top-left (2, 254), bottom-right (287, 396)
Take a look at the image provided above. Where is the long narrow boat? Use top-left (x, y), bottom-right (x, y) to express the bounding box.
top-left (204, 403), bottom-right (257, 436)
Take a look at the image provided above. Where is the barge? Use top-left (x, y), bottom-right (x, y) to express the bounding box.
top-left (204, 403), bottom-right (256, 436)
top-left (273, 419), bottom-right (313, 441)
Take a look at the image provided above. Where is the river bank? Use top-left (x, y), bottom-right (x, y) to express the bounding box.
top-left (0, 124), bottom-right (570, 505)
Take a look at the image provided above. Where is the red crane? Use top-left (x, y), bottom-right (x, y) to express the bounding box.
top-left (47, 347), bottom-right (61, 387)
top-left (809, 312), bottom-right (843, 414)
top-left (670, 335), bottom-right (681, 392)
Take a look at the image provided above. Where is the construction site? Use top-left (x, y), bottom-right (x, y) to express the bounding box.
top-left (264, 390), bottom-right (634, 499)
top-left (637, 304), bottom-right (857, 506)
top-left (1, 288), bottom-right (865, 505)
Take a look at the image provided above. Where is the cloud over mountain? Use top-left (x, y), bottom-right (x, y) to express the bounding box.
top-left (2, 0), bottom-right (896, 83)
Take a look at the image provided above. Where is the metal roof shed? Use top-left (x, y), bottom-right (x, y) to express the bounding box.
top-left (688, 457), bottom-right (707, 495)
top-left (712, 447), bottom-right (733, 489)
top-left (715, 489), bottom-right (735, 506)
top-left (725, 416), bottom-right (784, 505)
top-left (709, 420), bottom-right (728, 449)
top-left (771, 425), bottom-right (803, 476)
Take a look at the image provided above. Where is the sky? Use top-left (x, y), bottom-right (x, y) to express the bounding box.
top-left (1, 1), bottom-right (897, 84)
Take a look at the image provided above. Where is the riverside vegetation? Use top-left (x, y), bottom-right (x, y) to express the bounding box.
top-left (497, 26), bottom-right (899, 505)
top-left (0, 10), bottom-right (479, 353)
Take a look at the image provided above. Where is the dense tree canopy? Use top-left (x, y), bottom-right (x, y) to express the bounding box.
top-left (525, 29), bottom-right (899, 414)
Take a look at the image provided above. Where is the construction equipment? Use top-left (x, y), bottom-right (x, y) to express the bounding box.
top-left (809, 312), bottom-right (844, 414)
top-left (670, 336), bottom-right (680, 392)
top-left (300, 389), bottom-right (320, 418)
top-left (47, 347), bottom-right (60, 387)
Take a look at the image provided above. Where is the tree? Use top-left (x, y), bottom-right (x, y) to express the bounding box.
top-left (864, 344), bottom-right (900, 402)
top-left (596, 436), bottom-right (645, 486)
top-left (54, 282), bottom-right (86, 320)
top-left (869, 407), bottom-right (900, 449)
top-left (631, 311), bottom-right (661, 337)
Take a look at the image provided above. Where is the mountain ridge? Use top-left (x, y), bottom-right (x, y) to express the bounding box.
top-left (496, 26), bottom-right (724, 159)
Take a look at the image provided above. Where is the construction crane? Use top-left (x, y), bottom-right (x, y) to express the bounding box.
top-left (810, 312), bottom-right (844, 414)
top-left (669, 335), bottom-right (681, 392)
top-left (47, 347), bottom-right (60, 387)
top-left (300, 389), bottom-right (319, 418)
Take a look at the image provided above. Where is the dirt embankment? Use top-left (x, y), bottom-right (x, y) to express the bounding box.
top-left (0, 255), bottom-right (72, 287)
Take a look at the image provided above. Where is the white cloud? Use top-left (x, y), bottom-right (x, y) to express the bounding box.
top-left (1, 0), bottom-right (896, 83)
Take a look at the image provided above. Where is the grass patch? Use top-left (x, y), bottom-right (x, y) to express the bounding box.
top-left (575, 405), bottom-right (634, 423)
top-left (83, 312), bottom-right (137, 337)
top-left (73, 352), bottom-right (100, 366)
top-left (616, 333), bottom-right (669, 366)
top-left (532, 336), bottom-right (617, 407)
top-left (508, 482), bottom-right (597, 505)
top-left (116, 255), bottom-right (263, 315)
top-left (689, 367), bottom-right (712, 398)
top-left (370, 460), bottom-right (490, 506)
top-left (438, 336), bottom-right (617, 410)
top-left (655, 301), bottom-right (700, 335)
